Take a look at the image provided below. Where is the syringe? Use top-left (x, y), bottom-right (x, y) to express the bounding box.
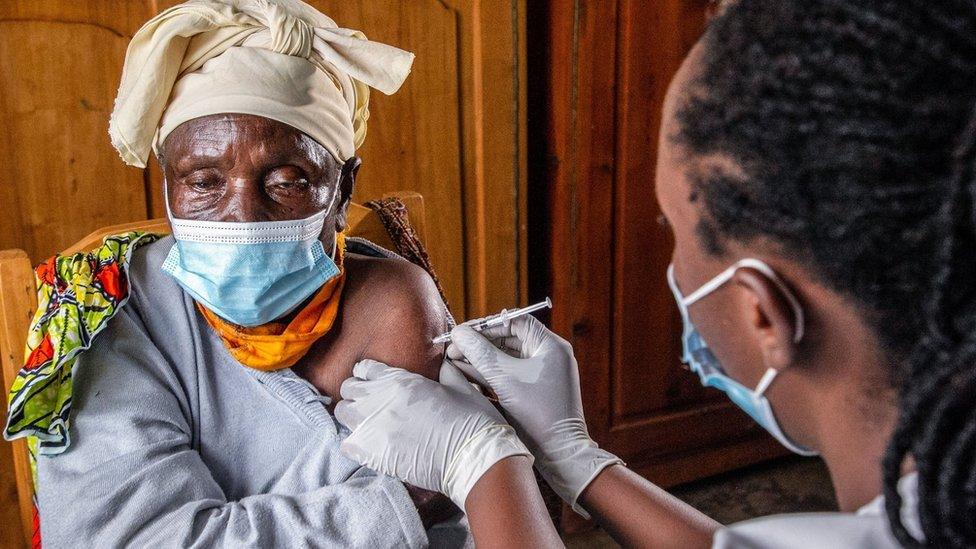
top-left (432, 297), bottom-right (553, 344)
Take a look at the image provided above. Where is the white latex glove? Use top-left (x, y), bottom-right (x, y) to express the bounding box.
top-left (335, 359), bottom-right (532, 511)
top-left (447, 315), bottom-right (623, 517)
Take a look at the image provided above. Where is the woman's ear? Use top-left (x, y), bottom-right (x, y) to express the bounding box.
top-left (732, 267), bottom-right (801, 371)
top-left (334, 156), bottom-right (361, 231)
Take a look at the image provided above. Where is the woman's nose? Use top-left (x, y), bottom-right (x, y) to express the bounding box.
top-left (220, 178), bottom-right (275, 222)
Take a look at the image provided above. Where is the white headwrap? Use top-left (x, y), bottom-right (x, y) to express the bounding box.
top-left (109, 0), bottom-right (414, 167)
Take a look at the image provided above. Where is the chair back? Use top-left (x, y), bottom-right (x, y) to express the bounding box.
top-left (0, 191), bottom-right (426, 548)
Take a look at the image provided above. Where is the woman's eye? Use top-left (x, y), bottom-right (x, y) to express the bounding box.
top-left (185, 174), bottom-right (222, 192)
top-left (267, 178), bottom-right (310, 192)
top-left (266, 167), bottom-right (311, 193)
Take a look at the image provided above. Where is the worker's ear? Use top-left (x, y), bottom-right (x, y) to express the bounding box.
top-left (333, 156), bottom-right (361, 231)
top-left (732, 268), bottom-right (800, 371)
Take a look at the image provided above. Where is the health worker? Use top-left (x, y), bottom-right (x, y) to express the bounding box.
top-left (334, 1), bottom-right (976, 547)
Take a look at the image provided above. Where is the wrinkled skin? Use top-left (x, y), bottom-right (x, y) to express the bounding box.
top-left (162, 113), bottom-right (457, 528)
top-left (163, 114), bottom-right (355, 250)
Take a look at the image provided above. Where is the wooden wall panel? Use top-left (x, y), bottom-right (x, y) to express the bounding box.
top-left (0, 2), bottom-right (154, 264)
top-left (309, 0), bottom-right (466, 314)
top-left (611, 0), bottom-right (716, 420)
top-left (454, 0), bottom-right (529, 315)
top-left (534, 0), bottom-right (785, 506)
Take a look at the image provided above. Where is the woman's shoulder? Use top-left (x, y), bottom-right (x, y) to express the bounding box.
top-left (342, 251), bottom-right (448, 329)
top-left (126, 234), bottom-right (175, 289)
top-left (345, 251), bottom-right (434, 291)
top-left (342, 237), bottom-right (449, 322)
top-left (121, 235), bottom-right (201, 338)
top-left (339, 249), bottom-right (449, 380)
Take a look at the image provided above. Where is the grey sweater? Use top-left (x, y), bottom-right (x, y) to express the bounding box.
top-left (36, 237), bottom-right (471, 548)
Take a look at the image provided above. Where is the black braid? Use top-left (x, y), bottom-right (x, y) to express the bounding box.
top-left (675, 1), bottom-right (976, 546)
top-left (892, 103), bottom-right (976, 547)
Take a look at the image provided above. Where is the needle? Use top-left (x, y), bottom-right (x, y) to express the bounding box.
top-left (432, 298), bottom-right (552, 344)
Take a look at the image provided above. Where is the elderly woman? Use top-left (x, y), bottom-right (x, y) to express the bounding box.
top-left (10, 0), bottom-right (470, 546)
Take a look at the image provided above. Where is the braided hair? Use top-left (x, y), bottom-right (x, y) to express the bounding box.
top-left (675, 1), bottom-right (976, 546)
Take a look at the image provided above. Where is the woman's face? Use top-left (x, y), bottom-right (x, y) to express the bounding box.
top-left (161, 113), bottom-right (358, 248)
top-left (655, 42), bottom-right (770, 389)
top-left (654, 41), bottom-right (813, 448)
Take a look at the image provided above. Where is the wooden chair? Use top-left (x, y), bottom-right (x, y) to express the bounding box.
top-left (0, 192), bottom-right (426, 548)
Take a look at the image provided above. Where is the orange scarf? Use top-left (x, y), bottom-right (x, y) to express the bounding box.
top-left (198, 233), bottom-right (346, 371)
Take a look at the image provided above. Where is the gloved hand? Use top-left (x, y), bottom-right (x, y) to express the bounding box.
top-left (447, 315), bottom-right (623, 517)
top-left (335, 359), bottom-right (532, 511)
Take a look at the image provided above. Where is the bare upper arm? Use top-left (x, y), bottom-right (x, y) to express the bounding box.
top-left (353, 256), bottom-right (449, 380)
top-left (293, 254), bottom-right (450, 397)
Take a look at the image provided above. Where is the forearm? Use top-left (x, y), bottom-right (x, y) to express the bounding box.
top-left (194, 472), bottom-right (428, 548)
top-left (579, 465), bottom-right (719, 549)
top-left (39, 453), bottom-right (429, 548)
top-left (464, 456), bottom-right (564, 549)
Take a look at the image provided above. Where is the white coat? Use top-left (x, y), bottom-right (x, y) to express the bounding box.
top-left (713, 473), bottom-right (920, 548)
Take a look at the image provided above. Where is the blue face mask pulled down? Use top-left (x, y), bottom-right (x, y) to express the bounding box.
top-left (666, 260), bottom-right (817, 456)
top-left (162, 208), bottom-right (340, 327)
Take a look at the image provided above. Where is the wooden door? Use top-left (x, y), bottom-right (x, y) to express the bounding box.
top-left (530, 0), bottom-right (785, 516)
top-left (0, 1), bottom-right (526, 545)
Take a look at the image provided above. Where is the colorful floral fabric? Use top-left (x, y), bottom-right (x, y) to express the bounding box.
top-left (4, 232), bottom-right (162, 463)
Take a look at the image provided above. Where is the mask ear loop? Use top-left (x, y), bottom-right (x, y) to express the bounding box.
top-left (681, 258), bottom-right (805, 343)
top-left (325, 172), bottom-right (344, 260)
top-left (163, 178), bottom-right (174, 220)
top-left (674, 258), bottom-right (806, 393)
top-left (732, 259), bottom-right (805, 399)
top-left (753, 367), bottom-right (779, 398)
top-left (736, 260), bottom-right (804, 398)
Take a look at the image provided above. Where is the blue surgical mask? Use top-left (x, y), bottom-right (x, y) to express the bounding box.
top-left (161, 189), bottom-right (341, 327)
top-left (666, 260), bottom-right (817, 456)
